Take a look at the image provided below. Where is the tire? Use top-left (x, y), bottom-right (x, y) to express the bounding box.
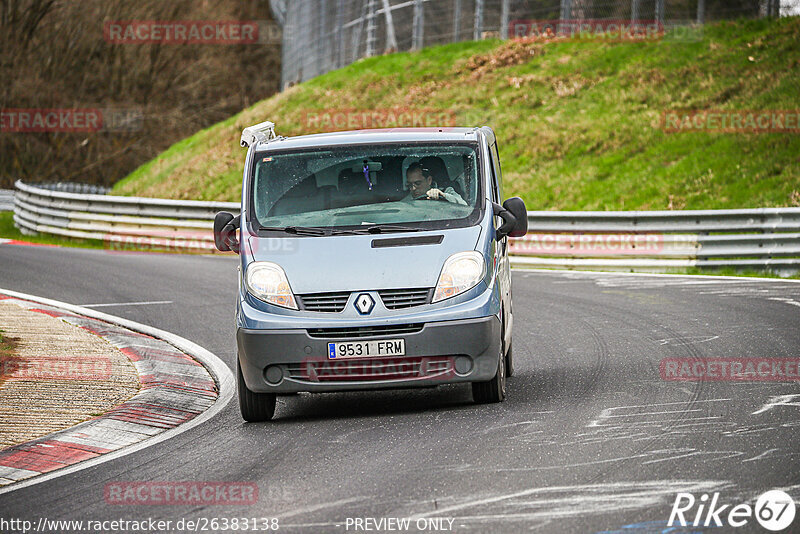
top-left (505, 341), bottom-right (514, 378)
top-left (472, 342), bottom-right (507, 404)
top-left (237, 358), bottom-right (276, 422)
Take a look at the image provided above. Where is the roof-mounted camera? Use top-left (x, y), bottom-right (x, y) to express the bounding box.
top-left (240, 120), bottom-right (277, 148)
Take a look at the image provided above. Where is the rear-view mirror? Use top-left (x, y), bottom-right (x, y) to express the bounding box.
top-left (214, 211), bottom-right (240, 253)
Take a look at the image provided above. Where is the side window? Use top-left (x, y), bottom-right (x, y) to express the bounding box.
top-left (490, 142), bottom-right (504, 202)
top-left (486, 144), bottom-right (500, 204)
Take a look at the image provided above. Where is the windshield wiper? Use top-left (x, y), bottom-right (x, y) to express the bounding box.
top-left (329, 228), bottom-right (370, 235)
top-left (260, 226), bottom-right (328, 236)
top-left (363, 224), bottom-right (422, 234)
top-left (259, 225), bottom-right (421, 236)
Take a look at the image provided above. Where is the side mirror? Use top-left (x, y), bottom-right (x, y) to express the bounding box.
top-left (503, 197), bottom-right (528, 237)
top-left (493, 197), bottom-right (528, 241)
top-left (214, 212), bottom-right (240, 253)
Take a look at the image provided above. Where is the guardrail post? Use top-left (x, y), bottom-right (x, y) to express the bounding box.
top-left (454, 0), bottom-right (462, 41)
top-left (412, 0), bottom-right (424, 50)
top-left (500, 0), bottom-right (510, 39)
top-left (654, 0), bottom-right (665, 26)
top-left (365, 0), bottom-right (376, 57)
top-left (473, 0), bottom-right (484, 41)
top-left (560, 0), bottom-right (572, 20)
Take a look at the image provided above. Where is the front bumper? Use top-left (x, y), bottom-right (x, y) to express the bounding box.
top-left (237, 315), bottom-right (501, 393)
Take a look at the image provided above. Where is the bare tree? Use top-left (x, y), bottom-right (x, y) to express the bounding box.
top-left (0, 0), bottom-right (281, 188)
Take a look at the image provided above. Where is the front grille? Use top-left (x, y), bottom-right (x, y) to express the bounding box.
top-left (378, 288), bottom-right (432, 310)
top-left (286, 356), bottom-right (453, 383)
top-left (307, 323), bottom-right (423, 339)
top-left (297, 291), bottom-right (350, 312)
top-left (297, 288), bottom-right (433, 313)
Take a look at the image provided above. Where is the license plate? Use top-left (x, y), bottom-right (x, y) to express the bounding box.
top-left (328, 339), bottom-right (405, 359)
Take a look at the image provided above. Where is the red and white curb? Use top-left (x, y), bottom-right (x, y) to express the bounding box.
top-left (0, 288), bottom-right (234, 494)
top-left (0, 239), bottom-right (55, 247)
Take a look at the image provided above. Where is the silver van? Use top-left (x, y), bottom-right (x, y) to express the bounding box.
top-left (215, 123), bottom-right (527, 421)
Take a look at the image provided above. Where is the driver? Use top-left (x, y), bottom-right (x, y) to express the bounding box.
top-left (404, 162), bottom-right (466, 205)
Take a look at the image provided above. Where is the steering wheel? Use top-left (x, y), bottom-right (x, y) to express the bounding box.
top-left (413, 193), bottom-right (446, 201)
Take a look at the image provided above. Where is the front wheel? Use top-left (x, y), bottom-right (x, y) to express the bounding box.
top-left (472, 344), bottom-right (506, 404)
top-left (237, 358), bottom-right (276, 422)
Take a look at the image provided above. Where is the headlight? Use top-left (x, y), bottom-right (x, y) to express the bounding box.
top-left (432, 251), bottom-right (486, 303)
top-left (245, 262), bottom-right (298, 310)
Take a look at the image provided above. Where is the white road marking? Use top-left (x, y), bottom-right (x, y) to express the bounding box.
top-left (408, 480), bottom-right (731, 520)
top-left (278, 497), bottom-right (364, 519)
top-left (482, 419), bottom-right (551, 433)
top-left (600, 409), bottom-right (703, 418)
top-left (80, 300), bottom-right (173, 308)
top-left (0, 288), bottom-right (234, 496)
top-left (587, 399), bottom-right (731, 428)
top-left (641, 449), bottom-right (743, 465)
top-left (447, 454), bottom-right (652, 472)
top-left (742, 448), bottom-right (780, 462)
top-left (752, 394), bottom-right (800, 415)
top-left (768, 297), bottom-right (800, 307)
top-left (656, 335), bottom-right (719, 345)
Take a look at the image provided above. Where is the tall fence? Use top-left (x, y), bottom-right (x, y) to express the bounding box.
top-left (11, 181), bottom-right (800, 275)
top-left (271, 0), bottom-right (799, 86)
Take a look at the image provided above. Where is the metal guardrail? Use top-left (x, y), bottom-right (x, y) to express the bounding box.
top-left (13, 181), bottom-right (239, 253)
top-left (513, 209), bottom-right (800, 275)
top-left (35, 182), bottom-right (111, 195)
top-left (0, 190), bottom-right (14, 212)
top-left (11, 181), bottom-right (800, 274)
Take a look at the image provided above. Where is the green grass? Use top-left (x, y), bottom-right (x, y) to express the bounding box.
top-left (12, 18), bottom-right (800, 275)
top-left (112, 17), bottom-right (800, 210)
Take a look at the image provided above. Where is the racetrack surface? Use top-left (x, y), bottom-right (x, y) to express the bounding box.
top-left (1, 244), bottom-right (799, 533)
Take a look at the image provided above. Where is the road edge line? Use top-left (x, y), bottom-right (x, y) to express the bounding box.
top-left (512, 267), bottom-right (800, 284)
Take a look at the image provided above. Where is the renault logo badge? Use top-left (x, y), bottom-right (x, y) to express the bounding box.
top-left (355, 293), bottom-right (375, 315)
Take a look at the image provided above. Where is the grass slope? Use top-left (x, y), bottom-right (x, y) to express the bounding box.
top-left (113, 18), bottom-right (800, 210)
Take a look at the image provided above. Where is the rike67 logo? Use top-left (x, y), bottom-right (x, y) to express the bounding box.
top-left (669, 490), bottom-right (796, 531)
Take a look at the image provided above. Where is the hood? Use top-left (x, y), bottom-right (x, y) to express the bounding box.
top-left (247, 225), bottom-right (482, 294)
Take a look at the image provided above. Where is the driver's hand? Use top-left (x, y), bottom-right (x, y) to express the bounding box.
top-left (427, 188), bottom-right (443, 200)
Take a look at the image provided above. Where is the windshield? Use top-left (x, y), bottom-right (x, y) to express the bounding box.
top-left (250, 143), bottom-right (482, 233)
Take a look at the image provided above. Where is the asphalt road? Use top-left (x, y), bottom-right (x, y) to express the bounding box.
top-left (1, 243), bottom-right (799, 533)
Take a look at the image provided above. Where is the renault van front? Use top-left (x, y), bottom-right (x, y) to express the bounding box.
top-left (215, 125), bottom-right (527, 421)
